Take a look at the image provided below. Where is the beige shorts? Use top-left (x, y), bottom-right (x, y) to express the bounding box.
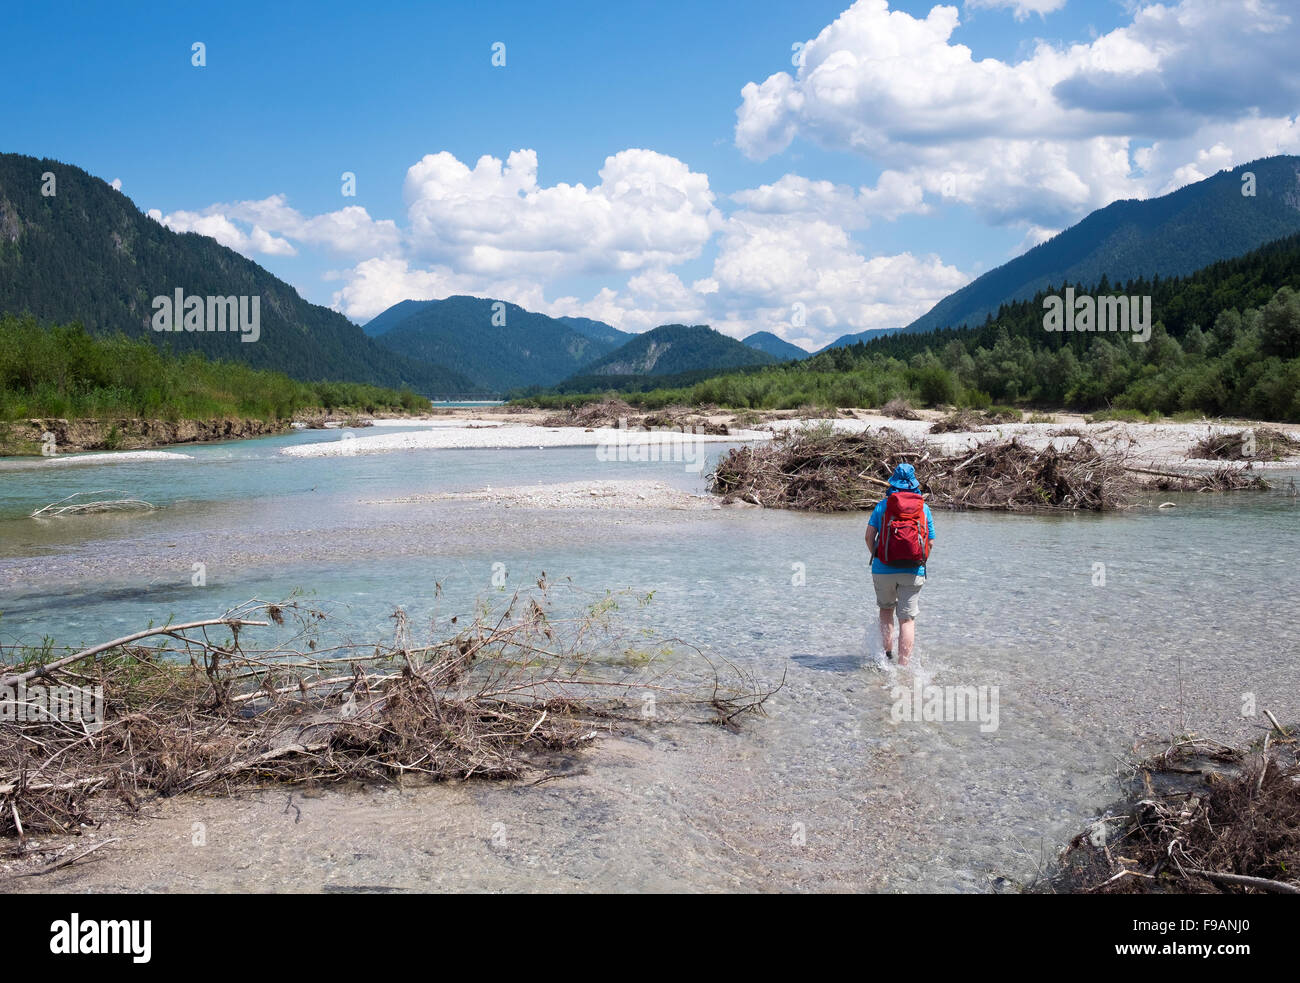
top-left (873, 572), bottom-right (925, 620)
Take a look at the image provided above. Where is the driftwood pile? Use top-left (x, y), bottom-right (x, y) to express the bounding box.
top-left (710, 425), bottom-right (1268, 513)
top-left (1190, 426), bottom-right (1300, 461)
top-left (638, 408), bottom-right (729, 435)
top-left (541, 398), bottom-right (728, 434)
top-left (879, 398), bottom-right (920, 420)
top-left (928, 408), bottom-right (1022, 433)
top-left (0, 590), bottom-right (774, 839)
top-left (929, 409), bottom-right (989, 434)
top-left (1050, 721), bottom-right (1300, 894)
top-left (540, 398), bottom-right (638, 428)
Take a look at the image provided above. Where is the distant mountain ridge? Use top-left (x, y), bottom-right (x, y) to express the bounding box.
top-left (573, 323), bottom-right (777, 378)
top-left (557, 315), bottom-right (632, 347)
top-left (361, 299), bottom-right (434, 338)
top-left (902, 154), bottom-right (1300, 337)
top-left (0, 153), bottom-right (472, 393)
top-left (364, 295), bottom-right (625, 392)
top-left (742, 330), bottom-right (808, 360)
top-left (816, 327), bottom-right (902, 352)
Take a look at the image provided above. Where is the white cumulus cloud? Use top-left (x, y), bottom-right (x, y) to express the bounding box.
top-left (148, 196), bottom-right (399, 258)
top-left (147, 207), bottom-right (297, 256)
top-left (731, 170), bottom-right (928, 227)
top-left (402, 148), bottom-right (722, 277)
top-left (708, 210), bottom-right (970, 338)
top-left (735, 0), bottom-right (1300, 229)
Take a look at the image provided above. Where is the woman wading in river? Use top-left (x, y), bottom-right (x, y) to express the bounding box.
top-left (864, 463), bottom-right (935, 666)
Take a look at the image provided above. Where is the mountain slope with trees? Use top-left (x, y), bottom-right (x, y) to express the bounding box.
top-left (742, 331), bottom-right (808, 361)
top-left (573, 324), bottom-right (776, 379)
top-left (365, 295), bottom-right (624, 392)
top-left (0, 314), bottom-right (428, 427)
top-left (530, 232), bottom-right (1300, 422)
top-left (0, 153), bottom-right (472, 393)
top-left (902, 154), bottom-right (1300, 336)
top-left (557, 315), bottom-right (631, 347)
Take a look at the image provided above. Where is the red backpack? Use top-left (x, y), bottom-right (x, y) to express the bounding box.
top-left (877, 491), bottom-right (931, 566)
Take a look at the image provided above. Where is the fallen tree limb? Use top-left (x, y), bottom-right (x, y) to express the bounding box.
top-left (15, 838), bottom-right (119, 877)
top-left (1186, 869), bottom-right (1300, 895)
top-left (30, 490), bottom-right (155, 518)
top-left (0, 618), bottom-right (270, 687)
top-left (1, 592), bottom-right (778, 837)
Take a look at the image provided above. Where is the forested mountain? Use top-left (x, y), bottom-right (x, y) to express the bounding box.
top-left (365, 295), bottom-right (623, 392)
top-left (854, 230), bottom-right (1300, 365)
top-left (903, 155), bottom-right (1300, 336)
top-left (742, 331), bottom-right (808, 361)
top-left (573, 324), bottom-right (776, 378)
top-left (557, 315), bottom-right (631, 347)
top-left (535, 232), bottom-right (1300, 422)
top-left (0, 314), bottom-right (428, 427)
top-left (361, 299), bottom-right (433, 338)
top-left (815, 327), bottom-right (901, 351)
top-left (0, 153), bottom-right (472, 393)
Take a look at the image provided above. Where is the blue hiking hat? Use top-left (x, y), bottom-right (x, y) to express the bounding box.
top-left (887, 462), bottom-right (920, 492)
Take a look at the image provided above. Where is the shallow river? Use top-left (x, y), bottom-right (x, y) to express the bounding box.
top-left (2, 425), bottom-right (1297, 892)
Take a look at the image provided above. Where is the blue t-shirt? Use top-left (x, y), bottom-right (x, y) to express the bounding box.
top-left (868, 495), bottom-right (935, 576)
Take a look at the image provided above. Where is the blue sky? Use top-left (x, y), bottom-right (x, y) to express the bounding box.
top-left (3, 0), bottom-right (1297, 349)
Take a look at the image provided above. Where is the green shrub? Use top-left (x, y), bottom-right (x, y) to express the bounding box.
top-left (908, 364), bottom-right (959, 406)
top-left (0, 314), bottom-right (431, 422)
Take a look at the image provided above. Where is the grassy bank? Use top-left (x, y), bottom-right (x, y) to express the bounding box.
top-left (0, 314), bottom-right (430, 422)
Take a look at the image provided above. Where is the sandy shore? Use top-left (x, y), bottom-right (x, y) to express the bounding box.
top-left (11, 402), bottom-right (1294, 473)
top-left (762, 411), bottom-right (1300, 471)
top-left (388, 405), bottom-right (1300, 471)
top-left (281, 422), bottom-right (770, 458)
top-left (0, 449), bottom-right (195, 470)
top-left (365, 478), bottom-right (730, 510)
top-left (344, 412), bottom-right (1299, 517)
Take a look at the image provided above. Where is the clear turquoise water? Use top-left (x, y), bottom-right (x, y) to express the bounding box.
top-left (2, 429), bottom-right (1297, 890)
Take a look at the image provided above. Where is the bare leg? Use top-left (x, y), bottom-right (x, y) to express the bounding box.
top-left (897, 618), bottom-right (916, 665)
top-left (878, 608), bottom-right (895, 657)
